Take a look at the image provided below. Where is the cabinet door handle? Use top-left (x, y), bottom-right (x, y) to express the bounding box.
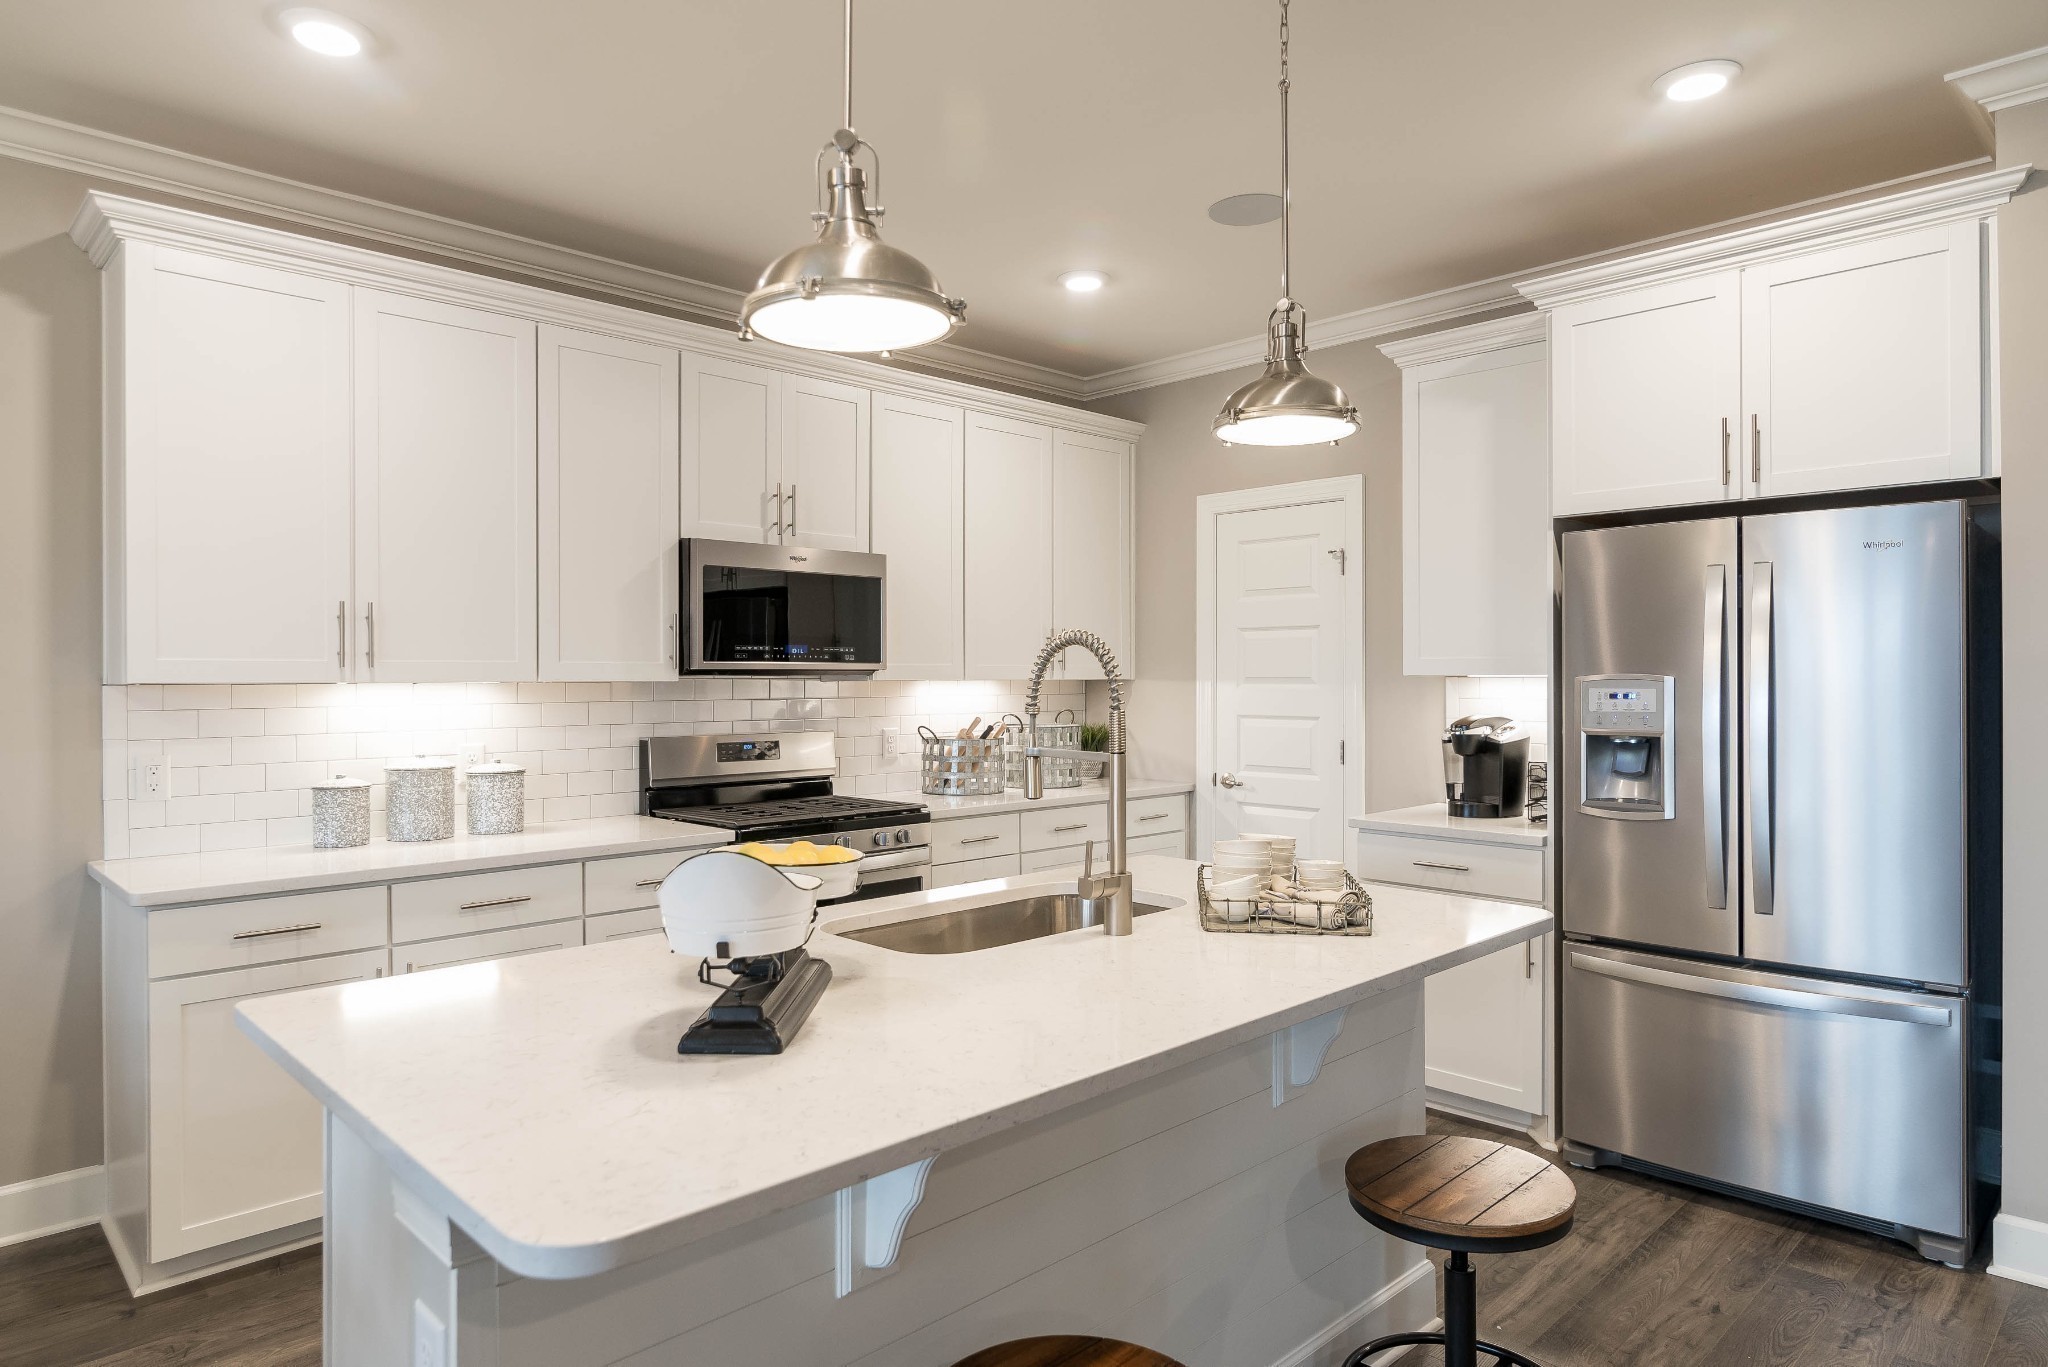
top-left (232, 922), bottom-right (323, 941)
top-left (1720, 417), bottom-right (1731, 487)
top-left (771, 482), bottom-right (784, 538)
top-left (459, 894), bottom-right (533, 910)
top-left (1053, 822), bottom-right (1089, 833)
top-left (1138, 812), bottom-right (1170, 822)
top-left (959, 833), bottom-right (1003, 845)
top-left (1411, 859), bottom-right (1471, 873)
top-left (1526, 938), bottom-right (1536, 979)
top-left (1750, 413), bottom-right (1761, 486)
top-left (669, 613), bottom-right (678, 665)
top-left (635, 877), bottom-right (668, 888)
top-left (365, 602), bottom-right (376, 669)
top-left (336, 601), bottom-right (348, 670)
top-left (787, 483), bottom-right (798, 538)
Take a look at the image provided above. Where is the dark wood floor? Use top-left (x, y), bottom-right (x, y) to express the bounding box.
top-left (0, 1114), bottom-right (2042, 1367)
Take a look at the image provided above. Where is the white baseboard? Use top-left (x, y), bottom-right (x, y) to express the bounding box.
top-left (1271, 1257), bottom-right (1436, 1367)
top-left (0, 1164), bottom-right (105, 1250)
top-left (1991, 1212), bottom-right (2048, 1289)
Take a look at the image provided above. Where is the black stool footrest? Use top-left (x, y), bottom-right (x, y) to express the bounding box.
top-left (1342, 1331), bottom-right (1544, 1367)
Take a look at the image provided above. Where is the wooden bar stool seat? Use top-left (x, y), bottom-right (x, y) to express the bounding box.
top-left (950, 1337), bottom-right (1185, 1367)
top-left (1339, 1135), bottom-right (1576, 1367)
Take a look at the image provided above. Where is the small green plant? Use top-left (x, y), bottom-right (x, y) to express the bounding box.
top-left (1078, 722), bottom-right (1111, 752)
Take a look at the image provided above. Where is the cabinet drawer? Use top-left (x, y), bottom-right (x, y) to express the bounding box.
top-left (585, 849), bottom-right (701, 915)
top-left (148, 886), bottom-right (388, 979)
top-left (397, 919), bottom-right (583, 973)
top-left (1020, 844), bottom-right (1086, 874)
top-left (391, 863), bottom-right (583, 944)
top-left (586, 907), bottom-right (665, 943)
top-left (931, 813), bottom-right (1019, 863)
top-left (1021, 803), bottom-right (1106, 852)
top-left (1127, 795), bottom-right (1187, 836)
top-left (932, 854), bottom-right (1021, 888)
top-left (1129, 830), bottom-right (1188, 859)
top-left (1354, 831), bottom-right (1544, 904)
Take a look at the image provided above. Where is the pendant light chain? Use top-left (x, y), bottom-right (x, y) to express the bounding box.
top-left (1279, 0), bottom-right (1291, 305)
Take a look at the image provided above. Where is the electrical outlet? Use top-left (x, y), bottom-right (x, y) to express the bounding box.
top-left (135, 760), bottom-right (166, 801)
top-left (879, 726), bottom-right (900, 758)
top-left (459, 746), bottom-right (486, 770)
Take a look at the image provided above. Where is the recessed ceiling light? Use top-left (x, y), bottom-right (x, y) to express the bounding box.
top-left (1655, 59), bottom-right (1741, 102)
top-left (280, 8), bottom-right (368, 57)
top-left (1059, 270), bottom-right (1107, 293)
top-left (1209, 193), bottom-right (1283, 227)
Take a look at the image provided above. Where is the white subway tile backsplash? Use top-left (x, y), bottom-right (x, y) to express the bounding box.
top-left (165, 738), bottom-right (233, 768)
top-left (129, 710), bottom-right (198, 740)
top-left (1444, 676), bottom-right (1551, 763)
top-left (162, 684), bottom-right (231, 709)
top-left (129, 826), bottom-right (199, 858)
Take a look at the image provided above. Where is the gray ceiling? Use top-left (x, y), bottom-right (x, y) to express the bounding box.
top-left (1, 0), bottom-right (2042, 382)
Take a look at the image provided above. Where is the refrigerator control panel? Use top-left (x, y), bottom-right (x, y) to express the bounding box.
top-left (1581, 678), bottom-right (1668, 735)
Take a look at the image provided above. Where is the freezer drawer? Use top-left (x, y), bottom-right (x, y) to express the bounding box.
top-left (1564, 943), bottom-right (1967, 1238)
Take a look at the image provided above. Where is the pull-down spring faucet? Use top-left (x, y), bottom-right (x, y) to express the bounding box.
top-left (1022, 629), bottom-right (1132, 935)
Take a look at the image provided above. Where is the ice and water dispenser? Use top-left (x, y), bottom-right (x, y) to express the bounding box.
top-left (1576, 675), bottom-right (1676, 820)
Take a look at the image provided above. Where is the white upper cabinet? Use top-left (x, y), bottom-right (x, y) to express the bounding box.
top-left (354, 290), bottom-right (538, 683)
top-left (1548, 272), bottom-right (1741, 517)
top-left (680, 354), bottom-right (782, 544)
top-left (107, 245), bottom-right (352, 683)
top-left (780, 375), bottom-right (870, 551)
top-left (964, 411), bottom-right (1055, 679)
top-left (1385, 319), bottom-right (1550, 677)
top-left (538, 326), bottom-right (680, 681)
top-left (1051, 430), bottom-right (1134, 680)
top-left (1522, 167), bottom-right (2023, 517)
top-left (1742, 222), bottom-right (1984, 498)
top-left (871, 393), bottom-right (965, 680)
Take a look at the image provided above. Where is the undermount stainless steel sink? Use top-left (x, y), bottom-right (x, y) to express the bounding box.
top-left (834, 893), bottom-right (1178, 955)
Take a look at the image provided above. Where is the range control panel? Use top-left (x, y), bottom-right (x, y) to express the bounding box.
top-left (1580, 677), bottom-right (1671, 735)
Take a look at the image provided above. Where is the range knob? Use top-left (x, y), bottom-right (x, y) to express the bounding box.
top-left (871, 831), bottom-right (890, 849)
top-left (895, 828), bottom-right (911, 845)
top-left (834, 835), bottom-right (853, 849)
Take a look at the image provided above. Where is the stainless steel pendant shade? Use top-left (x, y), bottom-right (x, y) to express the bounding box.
top-left (1214, 0), bottom-right (1358, 447)
top-left (739, 3), bottom-right (964, 355)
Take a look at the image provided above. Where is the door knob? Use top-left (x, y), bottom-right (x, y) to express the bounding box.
top-left (1218, 772), bottom-right (1243, 789)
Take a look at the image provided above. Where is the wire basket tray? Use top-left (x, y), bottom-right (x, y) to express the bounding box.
top-left (1002, 712), bottom-right (1083, 790)
top-left (920, 729), bottom-right (1006, 796)
top-left (1196, 864), bottom-right (1374, 936)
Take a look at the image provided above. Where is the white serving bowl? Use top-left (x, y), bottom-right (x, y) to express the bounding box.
top-left (1214, 838), bottom-right (1270, 859)
top-left (739, 842), bottom-right (864, 901)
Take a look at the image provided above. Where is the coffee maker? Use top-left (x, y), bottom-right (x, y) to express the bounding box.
top-left (1442, 716), bottom-right (1530, 819)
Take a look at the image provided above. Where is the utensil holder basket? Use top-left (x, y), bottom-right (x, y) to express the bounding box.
top-left (1196, 865), bottom-right (1374, 936)
top-left (1003, 716), bottom-right (1083, 790)
top-left (921, 730), bottom-right (1006, 796)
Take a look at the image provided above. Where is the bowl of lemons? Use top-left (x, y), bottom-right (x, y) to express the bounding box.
top-left (730, 839), bottom-right (864, 902)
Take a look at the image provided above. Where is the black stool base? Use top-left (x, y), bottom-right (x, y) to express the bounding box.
top-left (1342, 1251), bottom-right (1546, 1367)
top-left (1340, 1331), bottom-right (1541, 1367)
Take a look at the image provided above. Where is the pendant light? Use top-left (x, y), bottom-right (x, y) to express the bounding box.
top-left (739, 0), bottom-right (965, 354)
top-left (1213, 0), bottom-right (1358, 447)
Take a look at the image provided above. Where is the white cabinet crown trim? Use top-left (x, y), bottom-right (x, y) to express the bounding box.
top-left (68, 191), bottom-right (1144, 445)
top-left (1516, 165), bottom-right (2030, 309)
top-left (1378, 313), bottom-right (1547, 366)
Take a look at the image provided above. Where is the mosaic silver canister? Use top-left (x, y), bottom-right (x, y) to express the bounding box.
top-left (384, 757), bottom-right (456, 842)
top-left (465, 762), bottom-right (526, 836)
top-left (310, 776), bottom-right (371, 849)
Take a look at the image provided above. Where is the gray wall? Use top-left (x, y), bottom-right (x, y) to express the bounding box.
top-left (1995, 101), bottom-right (2048, 1246)
top-left (0, 154), bottom-right (105, 1187)
top-left (1090, 331), bottom-right (1464, 817)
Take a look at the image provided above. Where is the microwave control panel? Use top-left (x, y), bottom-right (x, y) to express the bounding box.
top-left (1579, 676), bottom-right (1672, 735)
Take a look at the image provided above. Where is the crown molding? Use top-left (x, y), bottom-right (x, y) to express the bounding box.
top-left (68, 190), bottom-right (1145, 441)
top-left (1948, 46), bottom-right (2048, 114)
top-left (1517, 164), bottom-right (2032, 309)
top-left (1377, 312), bottom-right (1546, 367)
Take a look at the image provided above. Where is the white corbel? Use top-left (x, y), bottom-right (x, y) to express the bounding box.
top-left (833, 1155), bottom-right (937, 1297)
top-left (1271, 1005), bottom-right (1348, 1106)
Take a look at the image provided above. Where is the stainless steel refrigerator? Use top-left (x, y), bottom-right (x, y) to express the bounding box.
top-left (1559, 498), bottom-right (1999, 1266)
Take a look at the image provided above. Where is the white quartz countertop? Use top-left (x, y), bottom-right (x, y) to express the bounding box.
top-left (236, 855), bottom-right (1549, 1280)
top-left (921, 777), bottom-right (1194, 819)
top-left (1350, 802), bottom-right (1549, 848)
top-left (87, 816), bottom-right (733, 907)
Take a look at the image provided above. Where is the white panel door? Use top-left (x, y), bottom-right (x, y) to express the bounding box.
top-left (1052, 430), bottom-right (1133, 680)
top-left (120, 245), bottom-right (352, 683)
top-left (871, 393), bottom-right (965, 679)
top-left (354, 290), bottom-right (537, 682)
top-left (538, 325), bottom-right (680, 681)
top-left (781, 375), bottom-right (870, 551)
top-left (146, 948), bottom-right (387, 1260)
top-left (1210, 499), bottom-right (1349, 861)
top-left (964, 411), bottom-right (1054, 679)
top-left (1404, 342), bottom-right (1550, 676)
top-left (1424, 935), bottom-right (1546, 1114)
top-left (1550, 272), bottom-right (1741, 516)
top-left (681, 354), bottom-right (781, 544)
top-left (1742, 222), bottom-right (1984, 498)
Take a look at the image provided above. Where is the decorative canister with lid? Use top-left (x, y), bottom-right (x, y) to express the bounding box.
top-left (465, 762), bottom-right (527, 836)
top-left (311, 775), bottom-right (371, 849)
top-left (384, 757), bottom-right (456, 842)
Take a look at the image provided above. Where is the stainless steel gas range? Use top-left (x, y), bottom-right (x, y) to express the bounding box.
top-left (639, 732), bottom-right (930, 902)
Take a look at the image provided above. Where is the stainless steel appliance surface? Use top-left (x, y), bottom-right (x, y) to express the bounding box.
top-left (641, 732), bottom-right (930, 902)
top-left (1442, 715), bottom-right (1531, 819)
top-left (1558, 498), bottom-right (1996, 1266)
top-left (679, 538), bottom-right (886, 676)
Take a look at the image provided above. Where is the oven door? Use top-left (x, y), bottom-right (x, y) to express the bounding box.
top-left (822, 845), bottom-right (931, 906)
top-left (682, 538), bottom-right (885, 674)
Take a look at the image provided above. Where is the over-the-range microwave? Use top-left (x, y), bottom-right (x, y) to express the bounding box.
top-left (678, 538), bottom-right (886, 676)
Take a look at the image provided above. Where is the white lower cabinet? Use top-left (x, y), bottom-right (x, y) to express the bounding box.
top-left (932, 795), bottom-right (1188, 883)
top-left (144, 947), bottom-right (387, 1262)
top-left (398, 919), bottom-right (584, 973)
top-left (586, 906), bottom-right (665, 942)
top-left (932, 853), bottom-right (1022, 887)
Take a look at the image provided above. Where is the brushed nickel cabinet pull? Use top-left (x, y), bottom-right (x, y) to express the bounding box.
top-left (1526, 939), bottom-right (1536, 979)
top-left (1720, 417), bottom-right (1731, 486)
top-left (635, 877), bottom-right (667, 888)
top-left (788, 483), bottom-right (798, 537)
top-left (1750, 413), bottom-right (1761, 486)
top-left (459, 894), bottom-right (533, 910)
top-left (770, 482), bottom-right (784, 538)
top-left (337, 600), bottom-right (347, 669)
top-left (365, 602), bottom-right (377, 668)
top-left (959, 833), bottom-right (1003, 845)
top-left (1053, 822), bottom-right (1089, 833)
top-left (232, 922), bottom-right (323, 941)
top-left (1138, 812), bottom-right (1170, 822)
top-left (1411, 859), bottom-right (1471, 873)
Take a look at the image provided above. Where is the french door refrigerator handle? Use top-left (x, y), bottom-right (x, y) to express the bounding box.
top-left (1703, 565), bottom-right (1728, 909)
top-left (1569, 952), bottom-right (1952, 1027)
top-left (1749, 561), bottom-right (1774, 917)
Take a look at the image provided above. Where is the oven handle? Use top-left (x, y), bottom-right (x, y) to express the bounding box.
top-left (854, 846), bottom-right (932, 877)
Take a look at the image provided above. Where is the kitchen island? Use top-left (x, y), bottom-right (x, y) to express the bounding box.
top-left (237, 856), bottom-right (1549, 1367)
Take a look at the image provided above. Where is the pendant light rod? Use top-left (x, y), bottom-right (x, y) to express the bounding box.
top-left (1279, 0), bottom-right (1291, 303)
top-left (842, 0), bottom-right (855, 135)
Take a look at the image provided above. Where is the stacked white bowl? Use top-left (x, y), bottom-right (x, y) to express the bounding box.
top-left (1241, 832), bottom-right (1296, 879)
top-left (1209, 838), bottom-right (1270, 904)
top-left (1295, 858), bottom-right (1345, 892)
